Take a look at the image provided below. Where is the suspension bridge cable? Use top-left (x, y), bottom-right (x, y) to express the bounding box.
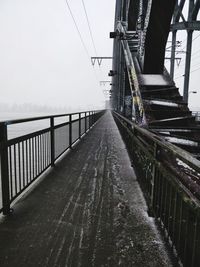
top-left (65, 0), bottom-right (90, 59)
top-left (81, 0), bottom-right (98, 57)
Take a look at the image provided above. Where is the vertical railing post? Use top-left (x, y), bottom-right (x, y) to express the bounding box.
top-left (85, 112), bottom-right (87, 133)
top-left (92, 111), bottom-right (95, 124)
top-left (93, 111), bottom-right (96, 124)
top-left (91, 111), bottom-right (93, 126)
top-left (69, 114), bottom-right (72, 147)
top-left (149, 143), bottom-right (160, 216)
top-left (79, 113), bottom-right (81, 139)
top-left (89, 111), bottom-right (91, 128)
top-left (0, 123), bottom-right (10, 215)
top-left (50, 117), bottom-right (55, 167)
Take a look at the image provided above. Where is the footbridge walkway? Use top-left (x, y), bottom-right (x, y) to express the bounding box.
top-left (1, 1), bottom-right (200, 265)
top-left (0, 111), bottom-right (172, 267)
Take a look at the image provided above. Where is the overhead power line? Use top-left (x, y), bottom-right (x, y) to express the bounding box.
top-left (64, 0), bottom-right (102, 85)
top-left (175, 74), bottom-right (184, 80)
top-left (175, 64), bottom-right (200, 80)
top-left (192, 32), bottom-right (200, 42)
top-left (176, 33), bottom-right (200, 56)
top-left (191, 61), bottom-right (200, 69)
top-left (190, 66), bottom-right (200, 74)
top-left (65, 0), bottom-right (90, 59)
top-left (173, 33), bottom-right (200, 70)
top-left (81, 0), bottom-right (98, 57)
top-left (191, 47), bottom-right (200, 58)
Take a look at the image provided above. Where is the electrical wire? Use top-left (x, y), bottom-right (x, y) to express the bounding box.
top-left (174, 52), bottom-right (200, 73)
top-left (65, 0), bottom-right (90, 59)
top-left (173, 33), bottom-right (200, 70)
top-left (81, 0), bottom-right (98, 57)
top-left (80, 0), bottom-right (106, 91)
top-left (175, 59), bottom-right (200, 77)
top-left (176, 33), bottom-right (200, 55)
top-left (64, 0), bottom-right (101, 85)
top-left (175, 64), bottom-right (200, 80)
top-left (64, 0), bottom-right (112, 95)
top-left (191, 60), bottom-right (200, 69)
top-left (192, 32), bottom-right (200, 42)
top-left (191, 47), bottom-right (200, 57)
top-left (175, 74), bottom-right (184, 80)
top-left (190, 66), bottom-right (200, 74)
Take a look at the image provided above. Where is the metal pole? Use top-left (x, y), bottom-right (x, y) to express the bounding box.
top-left (92, 111), bottom-right (95, 124)
top-left (170, 30), bottom-right (177, 79)
top-left (69, 114), bottom-right (72, 148)
top-left (183, 30), bottom-right (193, 103)
top-left (50, 117), bottom-right (55, 166)
top-left (0, 124), bottom-right (10, 215)
top-left (85, 112), bottom-right (87, 133)
top-left (79, 113), bottom-right (81, 139)
top-left (89, 111), bottom-right (91, 128)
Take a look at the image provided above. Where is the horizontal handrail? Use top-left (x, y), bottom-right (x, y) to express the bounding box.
top-left (114, 111), bottom-right (200, 174)
top-left (0, 110), bottom-right (103, 126)
top-left (0, 110), bottom-right (105, 215)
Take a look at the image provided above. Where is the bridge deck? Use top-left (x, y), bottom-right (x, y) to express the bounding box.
top-left (0, 111), bottom-right (172, 267)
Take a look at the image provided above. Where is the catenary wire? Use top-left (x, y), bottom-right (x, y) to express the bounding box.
top-left (175, 64), bottom-right (200, 80)
top-left (176, 33), bottom-right (200, 55)
top-left (81, 0), bottom-right (98, 57)
top-left (173, 33), bottom-right (200, 71)
top-left (65, 0), bottom-right (90, 59)
top-left (65, 0), bottom-right (102, 85)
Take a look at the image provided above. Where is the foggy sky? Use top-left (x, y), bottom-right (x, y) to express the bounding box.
top-left (0, 0), bottom-right (200, 111)
top-left (0, 0), bottom-right (115, 110)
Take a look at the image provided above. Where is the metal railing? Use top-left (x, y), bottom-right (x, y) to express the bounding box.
top-left (113, 111), bottom-right (200, 267)
top-left (192, 111), bottom-right (200, 122)
top-left (0, 110), bottom-right (104, 215)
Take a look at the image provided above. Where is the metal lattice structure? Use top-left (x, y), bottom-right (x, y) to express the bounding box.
top-left (170, 0), bottom-right (200, 102)
top-left (110, 0), bottom-right (200, 157)
top-left (110, 2), bottom-right (200, 266)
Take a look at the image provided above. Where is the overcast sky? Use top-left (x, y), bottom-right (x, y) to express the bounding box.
top-left (0, 0), bottom-right (115, 111)
top-left (166, 30), bottom-right (200, 110)
top-left (0, 0), bottom-right (199, 112)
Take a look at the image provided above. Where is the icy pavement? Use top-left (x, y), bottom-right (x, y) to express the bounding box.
top-left (0, 111), bottom-right (172, 267)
